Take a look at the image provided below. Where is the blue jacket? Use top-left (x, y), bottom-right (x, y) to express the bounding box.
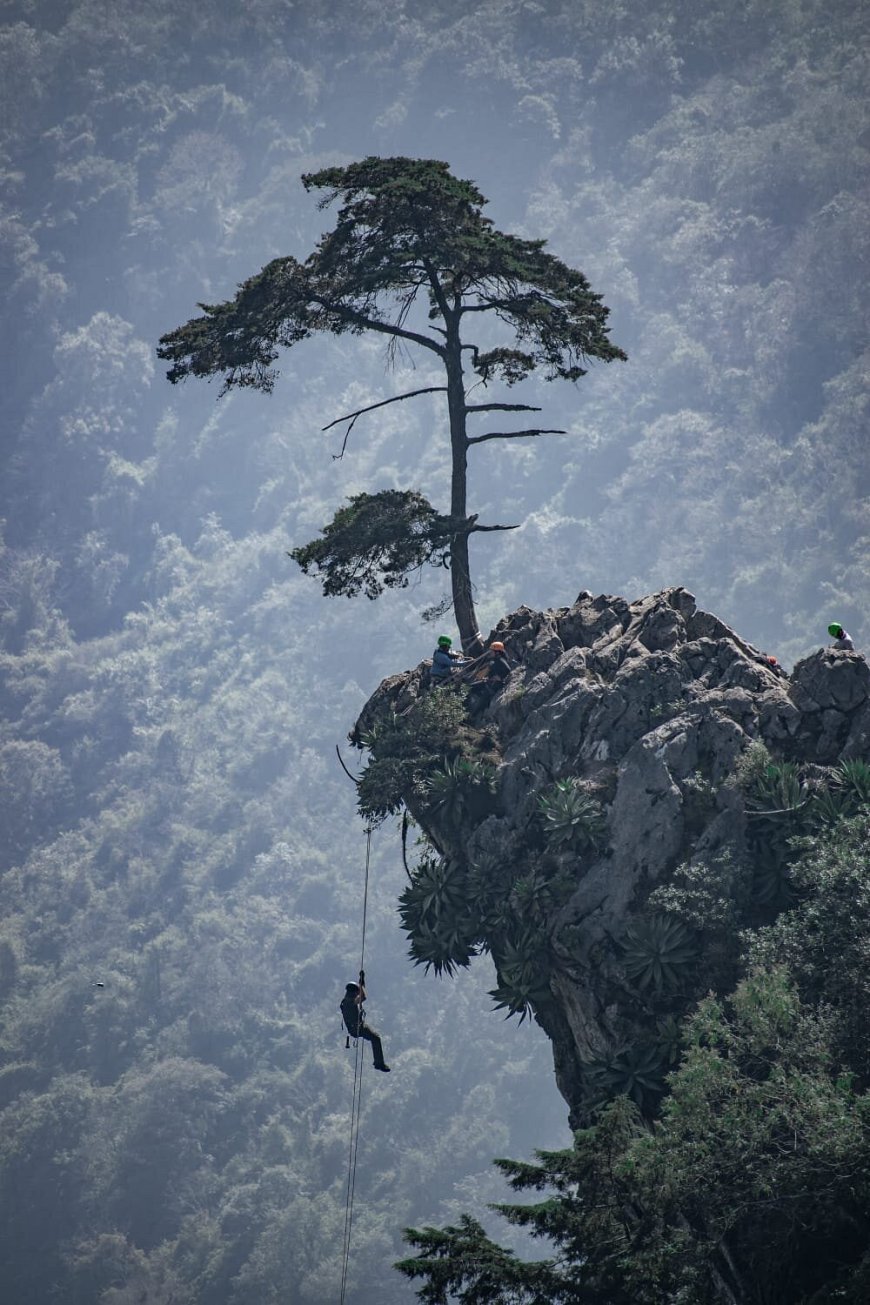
top-left (431, 647), bottom-right (458, 680)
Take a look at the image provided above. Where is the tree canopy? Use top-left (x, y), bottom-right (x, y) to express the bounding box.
top-left (158, 156), bottom-right (625, 649)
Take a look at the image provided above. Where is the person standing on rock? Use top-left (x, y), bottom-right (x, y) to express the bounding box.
top-left (828, 623), bottom-right (855, 651)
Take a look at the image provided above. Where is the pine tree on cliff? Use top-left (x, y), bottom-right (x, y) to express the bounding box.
top-left (158, 157), bottom-right (625, 652)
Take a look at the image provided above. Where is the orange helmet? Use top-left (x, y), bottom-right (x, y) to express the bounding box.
top-left (490, 641), bottom-right (505, 652)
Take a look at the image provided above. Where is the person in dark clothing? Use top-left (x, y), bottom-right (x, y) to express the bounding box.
top-left (467, 641), bottom-right (512, 715)
top-left (430, 634), bottom-right (466, 684)
top-left (340, 970), bottom-right (390, 1072)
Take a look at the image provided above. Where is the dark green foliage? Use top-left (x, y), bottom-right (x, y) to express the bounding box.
top-left (159, 157), bottom-right (624, 392)
top-left (289, 490), bottom-right (453, 600)
top-left (398, 855), bottom-right (480, 976)
top-left (744, 758), bottom-right (807, 814)
top-left (508, 866), bottom-right (575, 924)
top-left (355, 690), bottom-right (470, 822)
top-left (741, 754), bottom-right (870, 909)
top-left (399, 843), bottom-right (558, 1020)
top-left (619, 915), bottom-right (699, 994)
top-left (649, 851), bottom-right (750, 935)
top-left (424, 757), bottom-right (497, 825)
top-left (821, 758), bottom-right (870, 823)
top-left (537, 780), bottom-right (607, 855)
top-left (748, 813), bottom-right (870, 1081)
top-left (398, 1213), bottom-right (560, 1305)
top-left (400, 817), bottom-right (870, 1302)
top-left (402, 969), bottom-right (870, 1304)
top-left (582, 1041), bottom-right (667, 1113)
top-left (399, 1096), bottom-right (645, 1304)
top-left (303, 157), bottom-right (626, 385)
top-left (488, 929), bottom-right (553, 1024)
top-left (649, 852), bottom-right (750, 995)
top-left (742, 753), bottom-right (812, 907)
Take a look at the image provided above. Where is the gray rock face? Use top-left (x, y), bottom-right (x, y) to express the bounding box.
top-left (354, 589), bottom-right (868, 1121)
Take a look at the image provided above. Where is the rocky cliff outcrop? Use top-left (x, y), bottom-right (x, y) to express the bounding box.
top-left (355, 588), bottom-right (869, 1124)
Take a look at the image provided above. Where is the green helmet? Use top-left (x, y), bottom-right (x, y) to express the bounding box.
top-left (828, 622), bottom-right (843, 637)
top-left (437, 635), bottom-right (452, 648)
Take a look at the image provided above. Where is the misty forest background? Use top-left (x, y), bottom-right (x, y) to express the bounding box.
top-left (1, 1), bottom-right (868, 1301)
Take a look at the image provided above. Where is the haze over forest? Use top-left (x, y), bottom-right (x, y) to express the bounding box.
top-left (1, 1), bottom-right (867, 1301)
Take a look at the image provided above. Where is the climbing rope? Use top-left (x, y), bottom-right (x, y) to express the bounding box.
top-left (338, 825), bottom-right (372, 1305)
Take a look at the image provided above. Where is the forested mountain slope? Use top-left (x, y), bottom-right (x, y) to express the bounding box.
top-left (1, 1), bottom-right (867, 1301)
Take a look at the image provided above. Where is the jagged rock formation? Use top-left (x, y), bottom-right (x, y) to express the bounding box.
top-left (355, 588), bottom-right (869, 1124)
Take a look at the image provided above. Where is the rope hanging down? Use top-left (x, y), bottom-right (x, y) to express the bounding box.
top-left (338, 825), bottom-right (372, 1305)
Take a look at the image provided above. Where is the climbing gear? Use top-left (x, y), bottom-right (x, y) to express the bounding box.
top-left (339, 827), bottom-right (373, 1305)
top-left (437, 635), bottom-right (452, 647)
top-left (828, 623), bottom-right (843, 637)
top-left (490, 641), bottom-right (505, 651)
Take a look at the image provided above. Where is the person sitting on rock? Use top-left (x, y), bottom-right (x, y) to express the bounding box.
top-left (828, 622), bottom-right (855, 651)
top-left (340, 970), bottom-right (390, 1072)
top-left (430, 634), bottom-right (466, 684)
top-left (467, 640), bottom-right (512, 715)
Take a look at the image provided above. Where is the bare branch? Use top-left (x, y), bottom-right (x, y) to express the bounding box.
top-left (469, 522), bottom-right (520, 533)
top-left (465, 402), bottom-right (542, 414)
top-left (322, 387), bottom-right (448, 433)
top-left (467, 428), bottom-right (567, 446)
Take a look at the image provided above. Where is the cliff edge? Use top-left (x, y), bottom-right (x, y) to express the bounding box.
top-left (354, 588), bottom-right (870, 1124)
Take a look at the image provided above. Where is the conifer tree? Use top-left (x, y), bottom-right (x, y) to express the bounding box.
top-left (158, 157), bottom-right (625, 650)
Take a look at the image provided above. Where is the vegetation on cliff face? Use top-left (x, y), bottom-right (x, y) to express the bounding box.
top-left (397, 814), bottom-right (870, 1303)
top-left (349, 593), bottom-right (870, 1302)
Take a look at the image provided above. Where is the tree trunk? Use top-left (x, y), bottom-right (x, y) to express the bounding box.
top-left (445, 328), bottom-right (483, 655)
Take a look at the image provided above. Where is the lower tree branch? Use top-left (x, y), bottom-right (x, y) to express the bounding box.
top-left (465, 402), bottom-right (542, 414)
top-left (322, 386), bottom-right (448, 432)
top-left (467, 427), bottom-right (566, 445)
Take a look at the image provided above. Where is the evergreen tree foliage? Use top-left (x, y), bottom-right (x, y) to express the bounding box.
top-left (158, 156), bottom-right (625, 648)
top-left (399, 819), bottom-right (870, 1303)
top-left (289, 489), bottom-right (453, 600)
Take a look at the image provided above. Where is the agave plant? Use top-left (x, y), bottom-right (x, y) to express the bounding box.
top-left (424, 757), bottom-right (496, 825)
top-left (806, 783), bottom-right (852, 828)
top-left (837, 758), bottom-right (870, 804)
top-left (583, 1041), bottom-right (667, 1114)
top-left (398, 855), bottom-right (477, 975)
top-left (750, 848), bottom-right (796, 909)
top-left (406, 921), bottom-right (479, 976)
top-left (620, 915), bottom-right (699, 994)
top-left (654, 1014), bottom-right (684, 1068)
top-left (508, 867), bottom-right (575, 922)
top-left (489, 929), bottom-right (552, 1022)
top-left (538, 779), bottom-right (607, 854)
top-left (744, 760), bottom-right (808, 816)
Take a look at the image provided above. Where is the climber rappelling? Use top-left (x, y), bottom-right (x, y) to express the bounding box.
top-left (341, 969), bottom-right (390, 1072)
